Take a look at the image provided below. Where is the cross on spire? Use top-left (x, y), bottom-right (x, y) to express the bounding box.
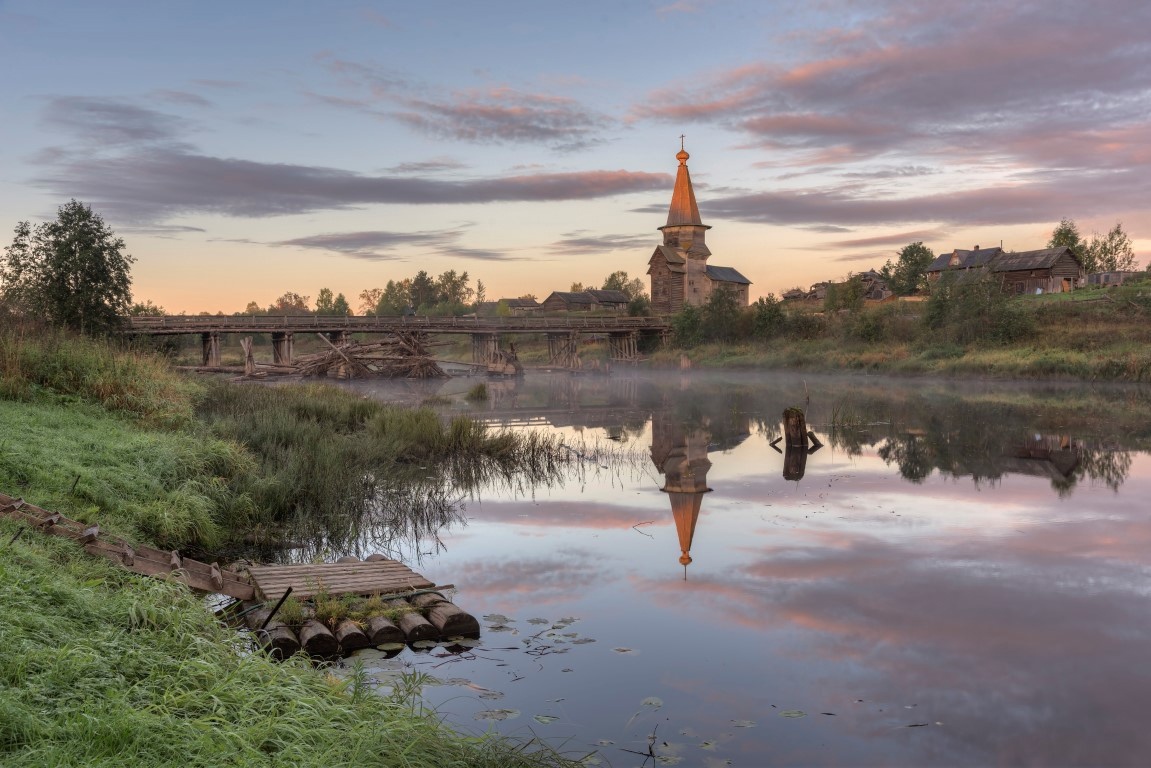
top-left (679, 134), bottom-right (685, 151)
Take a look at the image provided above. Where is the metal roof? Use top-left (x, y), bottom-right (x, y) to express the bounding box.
top-left (705, 265), bottom-right (751, 284)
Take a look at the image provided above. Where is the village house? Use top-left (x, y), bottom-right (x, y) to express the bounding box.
top-left (927, 244), bottom-right (1083, 294)
top-left (539, 290), bottom-right (629, 314)
top-left (647, 145), bottom-right (751, 313)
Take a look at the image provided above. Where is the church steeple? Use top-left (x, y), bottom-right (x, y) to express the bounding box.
top-left (658, 140), bottom-right (711, 257)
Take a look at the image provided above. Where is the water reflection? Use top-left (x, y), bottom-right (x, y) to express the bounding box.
top-left (332, 371), bottom-right (1151, 766)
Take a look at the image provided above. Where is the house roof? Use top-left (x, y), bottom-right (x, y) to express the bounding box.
top-left (706, 265), bottom-right (751, 285)
top-left (990, 246), bottom-right (1077, 272)
top-left (501, 298), bottom-right (540, 309)
top-left (544, 291), bottom-right (595, 306)
top-left (927, 246), bottom-right (1004, 273)
top-left (651, 244), bottom-right (686, 264)
top-left (586, 289), bottom-right (629, 304)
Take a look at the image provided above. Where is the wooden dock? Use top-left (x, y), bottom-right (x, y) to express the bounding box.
top-left (3, 490), bottom-right (480, 658)
top-left (248, 560), bottom-right (435, 601)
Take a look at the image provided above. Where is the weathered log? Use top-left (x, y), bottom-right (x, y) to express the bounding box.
top-left (244, 608), bottom-right (301, 659)
top-left (386, 599), bottom-right (440, 642)
top-left (783, 446), bottom-right (809, 482)
top-left (334, 619), bottom-right (371, 652)
top-left (365, 615), bottom-right (405, 645)
top-left (335, 555), bottom-right (360, 564)
top-left (364, 553), bottom-right (388, 562)
top-left (783, 407), bottom-right (809, 448)
top-left (299, 619), bottom-right (340, 656)
top-left (410, 593), bottom-right (481, 638)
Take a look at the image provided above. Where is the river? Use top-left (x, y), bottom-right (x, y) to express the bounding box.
top-left (334, 370), bottom-right (1151, 767)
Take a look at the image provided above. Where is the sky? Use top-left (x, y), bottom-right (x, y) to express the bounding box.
top-left (1, 0), bottom-right (1149, 314)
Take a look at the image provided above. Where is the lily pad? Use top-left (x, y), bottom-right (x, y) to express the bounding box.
top-left (375, 642), bottom-right (406, 652)
top-left (532, 714), bottom-right (560, 724)
top-left (482, 614), bottom-right (512, 624)
top-left (527, 617), bottom-right (550, 625)
top-left (474, 708), bottom-right (520, 722)
top-left (612, 647), bottom-right (638, 655)
top-left (595, 739), bottom-right (615, 746)
top-left (411, 640), bottom-right (439, 650)
top-left (641, 696), bottom-right (664, 709)
top-left (780, 710), bottom-right (807, 719)
top-left (478, 691), bottom-right (505, 700)
top-left (571, 638), bottom-right (596, 644)
top-left (731, 719), bottom-right (757, 728)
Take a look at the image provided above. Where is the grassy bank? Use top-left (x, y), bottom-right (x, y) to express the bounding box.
top-left (655, 282), bottom-right (1151, 381)
top-left (0, 324), bottom-right (575, 767)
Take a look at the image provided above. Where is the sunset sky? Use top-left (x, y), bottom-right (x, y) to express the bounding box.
top-left (2, 1), bottom-right (1149, 313)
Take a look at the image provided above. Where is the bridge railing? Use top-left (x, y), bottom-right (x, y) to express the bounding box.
top-left (122, 314), bottom-right (670, 333)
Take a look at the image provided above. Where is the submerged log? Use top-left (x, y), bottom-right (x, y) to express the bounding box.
top-left (411, 592), bottom-right (480, 638)
top-left (783, 407), bottom-right (809, 448)
top-left (334, 619), bottom-right (371, 652)
top-left (365, 615), bottom-right (405, 645)
top-left (386, 599), bottom-right (440, 642)
top-left (245, 608), bottom-right (301, 659)
top-left (299, 619), bottom-right (340, 656)
top-left (783, 446), bottom-right (809, 482)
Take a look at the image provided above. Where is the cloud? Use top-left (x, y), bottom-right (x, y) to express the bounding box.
top-left (385, 157), bottom-right (467, 175)
top-left (548, 230), bottom-right (653, 255)
top-left (33, 144), bottom-right (671, 223)
top-left (631, 0), bottom-right (1151, 229)
top-left (319, 56), bottom-right (612, 150)
top-left (40, 97), bottom-right (186, 146)
top-left (148, 89), bottom-right (213, 108)
top-left (825, 228), bottom-right (945, 250)
top-left (701, 169), bottom-right (1151, 228)
top-left (395, 87), bottom-right (611, 151)
top-left (275, 227), bottom-right (528, 262)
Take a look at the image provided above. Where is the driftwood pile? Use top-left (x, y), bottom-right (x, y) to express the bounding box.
top-left (250, 333), bottom-right (447, 379)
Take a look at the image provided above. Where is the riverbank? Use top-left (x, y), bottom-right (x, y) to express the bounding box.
top-left (652, 285), bottom-right (1151, 381)
top-left (0, 326), bottom-right (576, 767)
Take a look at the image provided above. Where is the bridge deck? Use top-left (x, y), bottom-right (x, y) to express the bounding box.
top-left (247, 561), bottom-right (435, 601)
top-left (123, 314), bottom-right (669, 335)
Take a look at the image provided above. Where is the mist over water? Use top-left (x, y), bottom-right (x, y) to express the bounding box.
top-left (335, 371), bottom-right (1151, 766)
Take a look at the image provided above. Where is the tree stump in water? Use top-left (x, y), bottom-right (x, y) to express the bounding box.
top-left (411, 592), bottom-right (480, 638)
top-left (365, 615), bottom-right (405, 645)
top-left (783, 407), bottom-right (809, 448)
top-left (783, 447), bottom-right (809, 482)
top-left (299, 619), bottom-right (339, 656)
top-left (387, 599), bottom-right (440, 642)
top-left (334, 619), bottom-right (371, 652)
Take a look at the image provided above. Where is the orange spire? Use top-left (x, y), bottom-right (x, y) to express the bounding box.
top-left (665, 143), bottom-right (704, 228)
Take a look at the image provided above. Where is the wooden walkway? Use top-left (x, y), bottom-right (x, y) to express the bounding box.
top-left (2, 492), bottom-right (444, 604)
top-left (1, 492), bottom-right (255, 599)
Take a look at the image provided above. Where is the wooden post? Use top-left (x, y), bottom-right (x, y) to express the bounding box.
top-left (272, 331), bottom-right (294, 365)
top-left (201, 332), bottom-right (221, 367)
top-left (240, 337), bottom-right (255, 376)
top-left (783, 407), bottom-right (809, 448)
top-left (783, 446), bottom-right (809, 481)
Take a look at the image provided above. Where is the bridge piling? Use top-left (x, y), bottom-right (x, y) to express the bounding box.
top-left (271, 332), bottom-right (294, 365)
top-left (201, 332), bottom-right (221, 367)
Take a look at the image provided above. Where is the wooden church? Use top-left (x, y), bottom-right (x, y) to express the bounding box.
top-left (647, 144), bottom-right (751, 314)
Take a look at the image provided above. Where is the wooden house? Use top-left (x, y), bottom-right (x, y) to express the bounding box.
top-left (541, 291), bottom-right (597, 313)
top-left (585, 289), bottom-right (630, 313)
top-left (990, 246), bottom-right (1082, 294)
top-left (500, 297), bottom-right (541, 315)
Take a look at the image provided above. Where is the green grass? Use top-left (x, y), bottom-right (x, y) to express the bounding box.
top-left (0, 519), bottom-right (575, 768)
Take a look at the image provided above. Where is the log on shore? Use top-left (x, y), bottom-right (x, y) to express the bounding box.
top-left (299, 619), bottom-right (340, 656)
top-left (410, 592), bottom-right (480, 638)
top-left (386, 599), bottom-right (440, 642)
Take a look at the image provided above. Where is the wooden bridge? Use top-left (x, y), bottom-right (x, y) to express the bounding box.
top-left (121, 314), bottom-right (669, 369)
